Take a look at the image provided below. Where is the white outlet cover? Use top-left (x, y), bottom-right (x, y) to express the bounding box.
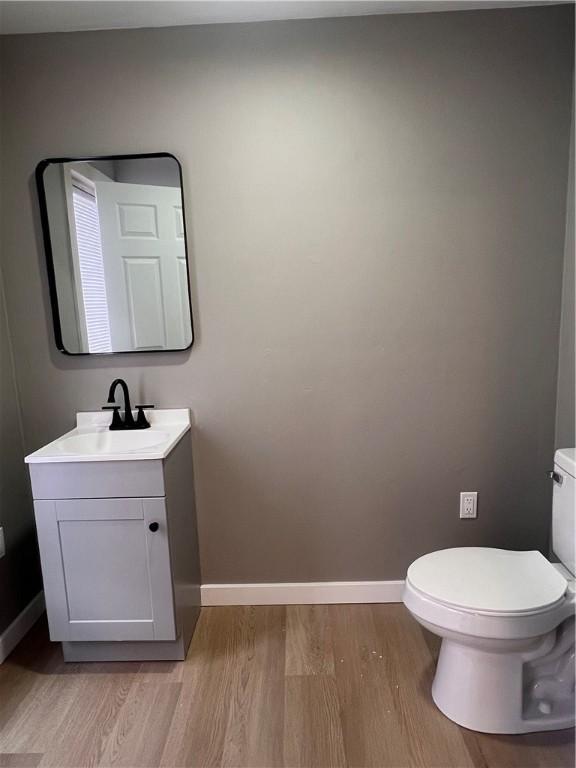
top-left (460, 492), bottom-right (478, 519)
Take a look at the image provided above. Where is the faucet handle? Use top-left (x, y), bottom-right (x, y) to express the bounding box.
top-left (102, 405), bottom-right (123, 431)
top-left (135, 405), bottom-right (154, 429)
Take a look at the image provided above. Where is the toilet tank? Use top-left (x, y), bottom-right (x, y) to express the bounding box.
top-left (552, 448), bottom-right (576, 575)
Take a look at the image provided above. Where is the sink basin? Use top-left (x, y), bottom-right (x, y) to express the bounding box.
top-left (57, 430), bottom-right (170, 456)
top-left (25, 409), bottom-right (191, 463)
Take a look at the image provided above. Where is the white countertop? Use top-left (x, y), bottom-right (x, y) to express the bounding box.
top-left (25, 409), bottom-right (191, 464)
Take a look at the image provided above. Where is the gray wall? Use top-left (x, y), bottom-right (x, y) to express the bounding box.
top-left (0, 268), bottom-right (42, 633)
top-left (556, 112), bottom-right (575, 451)
top-left (0, 6), bottom-right (573, 584)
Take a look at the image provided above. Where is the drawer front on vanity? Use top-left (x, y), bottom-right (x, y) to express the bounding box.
top-left (29, 460), bottom-right (165, 499)
top-left (34, 497), bottom-right (177, 643)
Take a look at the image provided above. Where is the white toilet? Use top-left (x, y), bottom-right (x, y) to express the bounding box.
top-left (403, 448), bottom-right (575, 734)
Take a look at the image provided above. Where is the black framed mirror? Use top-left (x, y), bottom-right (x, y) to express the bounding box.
top-left (36, 152), bottom-right (194, 355)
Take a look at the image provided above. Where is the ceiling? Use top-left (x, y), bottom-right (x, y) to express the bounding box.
top-left (0, 0), bottom-right (570, 35)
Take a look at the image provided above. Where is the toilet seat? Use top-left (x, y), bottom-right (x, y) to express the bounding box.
top-left (406, 547), bottom-right (567, 615)
top-left (404, 548), bottom-right (574, 642)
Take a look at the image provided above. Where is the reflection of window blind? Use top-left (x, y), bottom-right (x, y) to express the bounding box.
top-left (72, 186), bottom-right (112, 353)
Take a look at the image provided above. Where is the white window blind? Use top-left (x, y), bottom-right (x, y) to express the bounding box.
top-left (72, 185), bottom-right (112, 353)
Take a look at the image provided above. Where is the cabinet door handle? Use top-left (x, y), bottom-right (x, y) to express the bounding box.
top-left (149, 522), bottom-right (159, 532)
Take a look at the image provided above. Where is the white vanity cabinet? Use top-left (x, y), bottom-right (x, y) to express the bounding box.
top-left (34, 497), bottom-right (176, 643)
top-left (26, 409), bottom-right (200, 662)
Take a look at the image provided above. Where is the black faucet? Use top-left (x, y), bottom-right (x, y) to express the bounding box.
top-left (103, 378), bottom-right (154, 430)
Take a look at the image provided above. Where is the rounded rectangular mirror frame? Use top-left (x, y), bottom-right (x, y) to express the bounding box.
top-left (36, 152), bottom-right (194, 355)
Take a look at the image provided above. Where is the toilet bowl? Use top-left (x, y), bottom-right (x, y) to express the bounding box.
top-left (403, 449), bottom-right (576, 734)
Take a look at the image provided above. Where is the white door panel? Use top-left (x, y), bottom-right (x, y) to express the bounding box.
top-left (118, 203), bottom-right (159, 238)
top-left (174, 205), bottom-right (184, 239)
top-left (95, 181), bottom-right (190, 351)
top-left (124, 258), bottom-right (166, 349)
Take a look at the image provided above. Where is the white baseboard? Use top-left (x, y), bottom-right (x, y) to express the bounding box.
top-left (201, 580), bottom-right (405, 606)
top-left (0, 591), bottom-right (45, 664)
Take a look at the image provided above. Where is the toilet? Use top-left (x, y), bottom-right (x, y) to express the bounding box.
top-left (403, 448), bottom-right (575, 734)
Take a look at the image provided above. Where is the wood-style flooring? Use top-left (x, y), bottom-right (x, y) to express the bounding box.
top-left (0, 604), bottom-right (573, 767)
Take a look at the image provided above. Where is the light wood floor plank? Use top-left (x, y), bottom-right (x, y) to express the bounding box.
top-left (284, 675), bottom-right (347, 768)
top-left (221, 605), bottom-right (286, 768)
top-left (471, 730), bottom-right (576, 768)
top-left (98, 682), bottom-right (181, 767)
top-left (371, 603), bottom-right (476, 768)
top-left (330, 604), bottom-right (411, 768)
top-left (138, 661), bottom-right (184, 684)
top-left (0, 756), bottom-right (43, 768)
top-left (0, 674), bottom-right (83, 754)
top-left (285, 605), bottom-right (335, 676)
top-left (0, 626), bottom-right (54, 739)
top-left (160, 607), bottom-right (245, 767)
top-left (39, 674), bottom-right (136, 767)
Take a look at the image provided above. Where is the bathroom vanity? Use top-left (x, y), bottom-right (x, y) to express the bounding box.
top-left (25, 409), bottom-right (200, 662)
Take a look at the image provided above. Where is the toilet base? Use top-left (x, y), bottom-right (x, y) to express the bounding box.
top-left (431, 629), bottom-right (575, 734)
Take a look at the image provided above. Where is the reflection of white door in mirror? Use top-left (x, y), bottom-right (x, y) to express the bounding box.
top-left (40, 154), bottom-right (193, 355)
top-left (95, 181), bottom-right (189, 351)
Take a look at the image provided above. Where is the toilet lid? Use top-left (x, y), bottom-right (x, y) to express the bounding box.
top-left (407, 548), bottom-right (567, 614)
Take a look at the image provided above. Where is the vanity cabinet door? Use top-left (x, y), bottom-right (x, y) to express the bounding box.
top-left (34, 497), bottom-right (177, 642)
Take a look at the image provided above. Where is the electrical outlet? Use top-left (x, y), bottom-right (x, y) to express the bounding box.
top-left (460, 492), bottom-right (478, 519)
top-left (0, 527), bottom-right (5, 559)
